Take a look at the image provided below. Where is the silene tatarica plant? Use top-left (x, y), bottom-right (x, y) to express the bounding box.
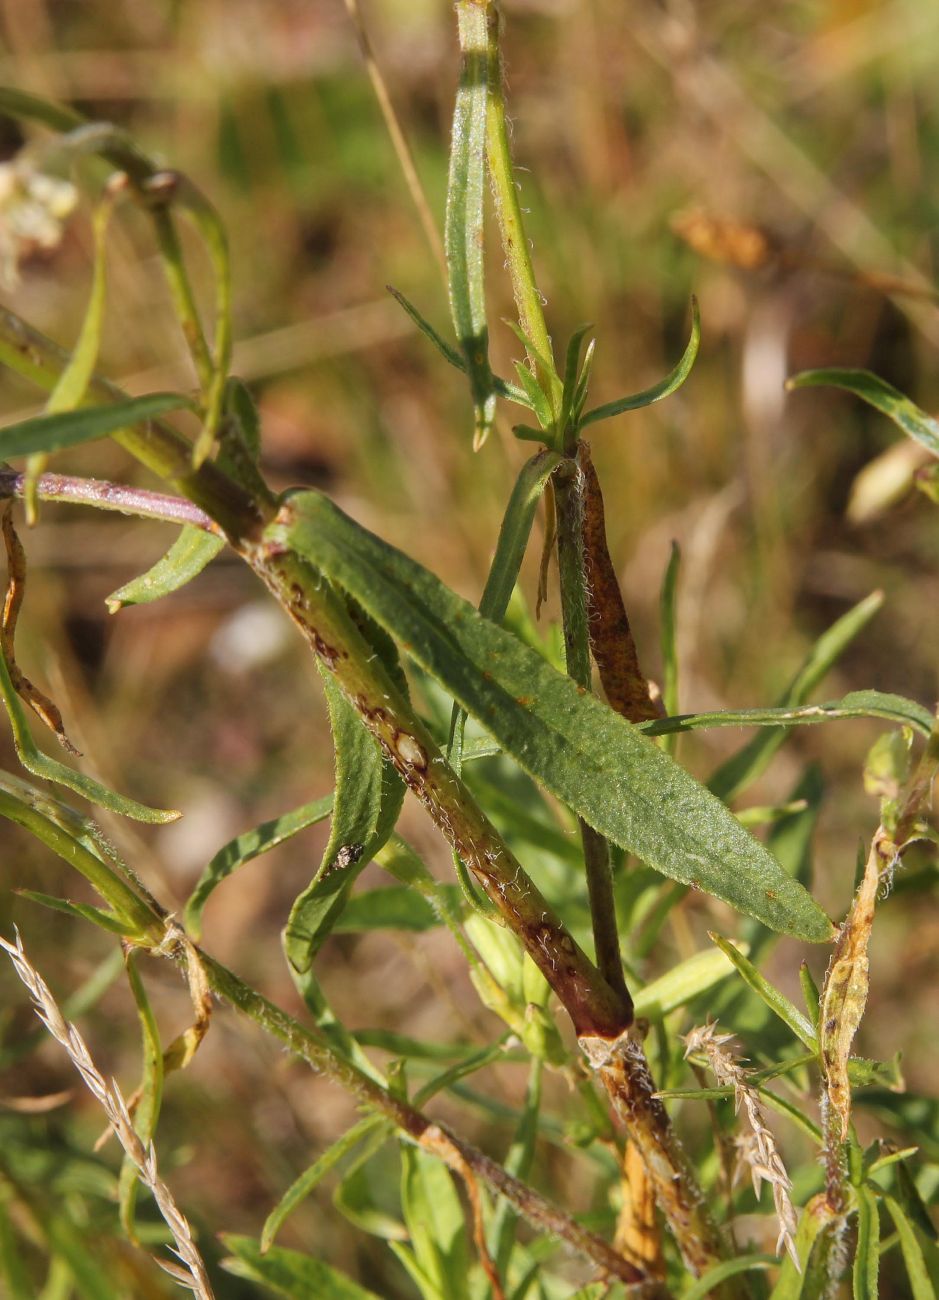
top-left (0, 3), bottom-right (937, 1298)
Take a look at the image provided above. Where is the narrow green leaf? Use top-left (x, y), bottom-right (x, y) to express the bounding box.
top-left (661, 1078), bottom-right (823, 1144)
top-left (710, 933), bottom-right (818, 1048)
top-left (183, 794), bottom-right (332, 939)
top-left (105, 526), bottom-right (224, 612)
top-left (0, 778), bottom-right (163, 939)
top-left (15, 889), bottom-right (130, 936)
top-left (800, 962), bottom-right (821, 1033)
top-left (787, 368), bottom-right (939, 459)
top-left (274, 492), bottom-right (834, 942)
top-left (386, 286), bottom-right (529, 405)
top-left (448, 449), bottom-right (561, 768)
top-left (0, 392), bottom-right (194, 460)
top-left (284, 668), bottom-right (405, 971)
top-left (0, 644), bottom-right (178, 823)
top-left (580, 296), bottom-right (700, 428)
top-left (882, 1197), bottom-right (933, 1300)
top-left (446, 4), bottom-right (495, 443)
top-left (632, 940), bottom-right (750, 1020)
top-left (261, 1116), bottom-right (389, 1253)
top-left (559, 324), bottom-right (593, 436)
top-left (512, 360), bottom-right (554, 431)
top-left (708, 591), bottom-right (884, 802)
top-left (334, 1142), bottom-right (408, 1241)
top-left (25, 196), bottom-right (114, 521)
top-left (400, 1145), bottom-right (470, 1300)
top-left (413, 1039), bottom-right (510, 1108)
top-left (894, 1161), bottom-right (938, 1244)
top-left (572, 337), bottom-right (596, 423)
top-left (387, 284), bottom-right (467, 372)
top-left (681, 1253), bottom-right (776, 1300)
top-left (221, 1234), bottom-right (383, 1299)
top-left (641, 690), bottom-right (933, 740)
top-left (119, 952), bottom-right (164, 1243)
top-left (769, 1197), bottom-right (843, 1300)
top-left (854, 1186), bottom-right (880, 1300)
top-left (43, 1212), bottom-right (119, 1300)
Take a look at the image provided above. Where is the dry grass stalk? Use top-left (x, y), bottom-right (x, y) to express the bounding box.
top-left (0, 929), bottom-right (215, 1299)
top-left (682, 1022), bottom-right (799, 1268)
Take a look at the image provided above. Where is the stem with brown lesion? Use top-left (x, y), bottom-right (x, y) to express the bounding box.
top-left (248, 533), bottom-right (632, 1042)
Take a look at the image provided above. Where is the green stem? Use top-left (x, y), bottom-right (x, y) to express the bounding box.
top-left (553, 460), bottom-right (631, 1011)
top-left (483, 1), bottom-right (561, 414)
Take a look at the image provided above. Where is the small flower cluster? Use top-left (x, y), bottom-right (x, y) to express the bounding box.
top-left (0, 156), bottom-right (77, 286)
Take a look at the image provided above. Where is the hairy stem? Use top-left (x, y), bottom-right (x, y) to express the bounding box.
top-left (0, 468), bottom-right (222, 532)
top-left (197, 946), bottom-right (651, 1289)
top-left (249, 530), bottom-right (631, 1041)
top-left (581, 1032), bottom-right (742, 1293)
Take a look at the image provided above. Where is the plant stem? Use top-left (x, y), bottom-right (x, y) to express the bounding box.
top-left (483, 1), bottom-right (561, 413)
top-left (0, 468), bottom-right (222, 532)
top-left (197, 948), bottom-right (653, 1290)
top-left (581, 1032), bottom-right (742, 1292)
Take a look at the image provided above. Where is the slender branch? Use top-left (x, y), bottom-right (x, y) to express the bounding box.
top-left (0, 468), bottom-right (222, 532)
top-left (192, 944), bottom-right (653, 1290)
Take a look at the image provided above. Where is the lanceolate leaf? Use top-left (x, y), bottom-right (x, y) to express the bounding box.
top-left (0, 648), bottom-right (179, 824)
top-left (272, 491), bottom-right (834, 942)
top-left (579, 297), bottom-right (700, 428)
top-left (0, 392), bottom-right (194, 459)
top-left (261, 1115), bottom-right (390, 1254)
top-left (640, 690), bottom-right (934, 740)
top-left (25, 195), bottom-right (114, 521)
top-left (883, 1197), bottom-right (934, 1300)
top-left (283, 664), bottom-right (405, 972)
top-left (449, 448), bottom-right (561, 767)
top-left (788, 368), bottom-right (939, 459)
top-left (446, 2), bottom-right (496, 444)
top-left (711, 932), bottom-right (817, 1048)
top-left (708, 591), bottom-right (884, 802)
top-left (106, 526), bottom-right (224, 612)
top-left (184, 794), bottom-right (333, 940)
top-left (853, 1186), bottom-right (880, 1300)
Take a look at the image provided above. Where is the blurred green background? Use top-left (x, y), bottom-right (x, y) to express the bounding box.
top-left (1, 0), bottom-right (937, 1293)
